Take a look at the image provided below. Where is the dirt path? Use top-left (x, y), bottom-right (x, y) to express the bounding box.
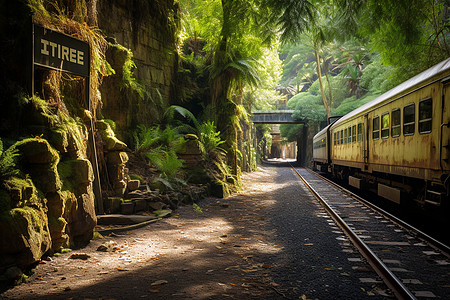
top-left (1, 168), bottom-right (284, 299)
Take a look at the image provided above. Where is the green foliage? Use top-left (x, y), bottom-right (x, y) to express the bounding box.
top-left (192, 203), bottom-right (203, 213)
top-left (129, 174), bottom-right (144, 182)
top-left (280, 124), bottom-right (304, 143)
top-left (0, 139), bottom-right (19, 179)
top-left (146, 148), bottom-right (184, 179)
top-left (198, 121), bottom-right (225, 158)
top-left (133, 125), bottom-right (182, 155)
top-left (336, 0), bottom-right (450, 72)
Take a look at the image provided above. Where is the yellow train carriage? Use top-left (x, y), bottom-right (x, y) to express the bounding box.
top-left (329, 58), bottom-right (450, 205)
top-left (312, 124), bottom-right (330, 171)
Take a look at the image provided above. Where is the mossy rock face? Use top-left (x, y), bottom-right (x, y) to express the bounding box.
top-left (3, 178), bottom-right (40, 209)
top-left (58, 158), bottom-right (94, 187)
top-left (106, 151), bottom-right (129, 165)
top-left (46, 191), bottom-right (66, 218)
top-left (0, 207), bottom-right (51, 269)
top-left (30, 164), bottom-right (62, 194)
top-left (210, 180), bottom-right (230, 198)
top-left (48, 216), bottom-right (67, 240)
top-left (96, 120), bottom-right (127, 151)
top-left (15, 138), bottom-right (59, 165)
top-left (48, 127), bottom-right (69, 153)
top-left (177, 137), bottom-right (202, 155)
top-left (66, 192), bottom-right (97, 247)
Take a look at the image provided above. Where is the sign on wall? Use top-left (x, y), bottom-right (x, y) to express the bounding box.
top-left (34, 24), bottom-right (90, 77)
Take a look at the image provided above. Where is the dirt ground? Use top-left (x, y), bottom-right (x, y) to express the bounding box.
top-left (1, 167), bottom-right (287, 299)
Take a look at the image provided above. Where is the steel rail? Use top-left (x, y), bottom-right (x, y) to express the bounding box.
top-left (291, 166), bottom-right (416, 300)
top-left (306, 168), bottom-right (450, 257)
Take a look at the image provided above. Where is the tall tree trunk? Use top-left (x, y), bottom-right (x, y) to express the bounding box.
top-left (324, 71), bottom-right (333, 109)
top-left (314, 48), bottom-right (331, 122)
top-left (209, 0), bottom-right (239, 179)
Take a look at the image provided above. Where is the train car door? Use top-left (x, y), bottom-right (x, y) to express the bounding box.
top-left (441, 82), bottom-right (450, 171)
top-left (364, 114), bottom-right (369, 170)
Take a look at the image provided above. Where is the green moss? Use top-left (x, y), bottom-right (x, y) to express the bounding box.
top-left (9, 206), bottom-right (46, 233)
top-left (48, 216), bottom-right (67, 233)
top-left (57, 160), bottom-right (73, 181)
top-left (14, 138), bottom-right (59, 166)
top-left (130, 174), bottom-right (144, 182)
top-left (4, 177), bottom-right (41, 208)
top-left (93, 232), bottom-right (104, 240)
top-left (62, 191), bottom-right (77, 212)
top-left (96, 120), bottom-right (127, 151)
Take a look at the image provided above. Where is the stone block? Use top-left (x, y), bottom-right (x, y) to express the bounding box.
top-left (105, 197), bottom-right (123, 214)
top-left (114, 180), bottom-right (127, 196)
top-left (133, 199), bottom-right (147, 212)
top-left (120, 202), bottom-right (135, 215)
top-left (127, 179), bottom-right (140, 191)
top-left (106, 151), bottom-right (129, 165)
top-left (70, 159), bottom-right (94, 185)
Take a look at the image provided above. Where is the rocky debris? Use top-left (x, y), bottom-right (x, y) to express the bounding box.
top-left (68, 253), bottom-right (90, 260)
top-left (96, 120), bottom-right (129, 196)
top-left (96, 240), bottom-right (118, 252)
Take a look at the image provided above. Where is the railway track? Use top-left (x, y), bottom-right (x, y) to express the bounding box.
top-left (291, 166), bottom-right (450, 300)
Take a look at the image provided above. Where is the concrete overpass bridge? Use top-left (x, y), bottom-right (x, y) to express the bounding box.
top-left (252, 110), bottom-right (305, 124)
top-left (251, 110), bottom-right (307, 164)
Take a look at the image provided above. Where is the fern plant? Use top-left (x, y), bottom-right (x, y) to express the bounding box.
top-left (146, 148), bottom-right (185, 190)
top-left (198, 121), bottom-right (225, 159)
top-left (0, 139), bottom-right (19, 180)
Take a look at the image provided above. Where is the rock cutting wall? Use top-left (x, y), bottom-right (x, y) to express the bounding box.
top-left (97, 0), bottom-right (180, 142)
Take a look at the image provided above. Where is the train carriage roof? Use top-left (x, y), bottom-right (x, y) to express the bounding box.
top-left (330, 57), bottom-right (450, 129)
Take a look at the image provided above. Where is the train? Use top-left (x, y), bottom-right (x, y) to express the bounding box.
top-left (312, 58), bottom-right (450, 208)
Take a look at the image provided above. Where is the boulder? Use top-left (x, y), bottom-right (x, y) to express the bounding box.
top-left (15, 138), bottom-right (59, 165)
top-left (65, 192), bottom-right (97, 247)
top-left (0, 207), bottom-right (51, 269)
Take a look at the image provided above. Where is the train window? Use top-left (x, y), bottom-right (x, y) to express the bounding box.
top-left (419, 98), bottom-right (432, 133)
top-left (352, 125), bottom-right (356, 142)
top-left (403, 103), bottom-right (415, 135)
top-left (391, 109), bottom-right (401, 137)
top-left (344, 129), bottom-right (347, 144)
top-left (373, 116), bottom-right (380, 140)
top-left (381, 113), bottom-right (389, 139)
top-left (334, 132), bottom-right (336, 145)
top-left (357, 123), bottom-right (363, 142)
top-left (348, 127), bottom-right (352, 143)
top-left (340, 130), bottom-right (343, 144)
